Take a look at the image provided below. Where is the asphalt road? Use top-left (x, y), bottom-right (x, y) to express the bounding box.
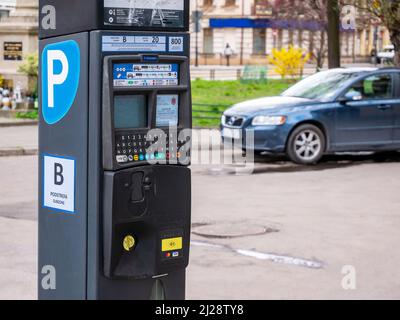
top-left (1, 153), bottom-right (400, 300)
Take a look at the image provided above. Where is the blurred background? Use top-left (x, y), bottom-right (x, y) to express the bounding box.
top-left (0, 0), bottom-right (400, 300)
top-left (0, 0), bottom-right (397, 127)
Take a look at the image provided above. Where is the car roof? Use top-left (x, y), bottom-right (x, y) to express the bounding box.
top-left (328, 67), bottom-right (377, 73)
top-left (327, 67), bottom-right (400, 75)
top-left (318, 68), bottom-right (376, 77)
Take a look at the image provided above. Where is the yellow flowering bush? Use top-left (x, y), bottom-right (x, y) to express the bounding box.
top-left (268, 46), bottom-right (311, 80)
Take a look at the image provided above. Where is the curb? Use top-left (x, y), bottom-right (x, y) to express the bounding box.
top-left (0, 121), bottom-right (38, 128)
top-left (0, 148), bottom-right (38, 157)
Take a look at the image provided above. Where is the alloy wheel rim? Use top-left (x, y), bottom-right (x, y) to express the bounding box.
top-left (294, 130), bottom-right (322, 161)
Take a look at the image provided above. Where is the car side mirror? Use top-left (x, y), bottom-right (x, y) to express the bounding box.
top-left (339, 91), bottom-right (363, 104)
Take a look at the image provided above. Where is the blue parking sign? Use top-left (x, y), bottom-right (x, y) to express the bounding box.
top-left (41, 40), bottom-right (80, 125)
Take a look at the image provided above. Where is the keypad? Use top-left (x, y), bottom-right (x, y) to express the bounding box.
top-left (115, 131), bottom-right (190, 164)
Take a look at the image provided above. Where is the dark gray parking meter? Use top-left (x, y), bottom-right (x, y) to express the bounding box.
top-left (38, 0), bottom-right (191, 300)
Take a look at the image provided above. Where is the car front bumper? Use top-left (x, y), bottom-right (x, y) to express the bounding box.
top-left (221, 124), bottom-right (291, 153)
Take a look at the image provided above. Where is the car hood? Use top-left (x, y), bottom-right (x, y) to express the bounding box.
top-left (225, 96), bottom-right (314, 116)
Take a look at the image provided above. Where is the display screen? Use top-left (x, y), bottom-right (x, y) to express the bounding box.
top-left (114, 95), bottom-right (147, 129)
top-left (104, 0), bottom-right (185, 29)
top-left (113, 63), bottom-right (179, 87)
top-left (156, 95), bottom-right (179, 127)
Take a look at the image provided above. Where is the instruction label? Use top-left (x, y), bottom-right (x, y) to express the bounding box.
top-left (102, 35), bottom-right (167, 52)
top-left (156, 94), bottom-right (179, 127)
top-left (104, 0), bottom-right (185, 28)
top-left (168, 36), bottom-right (184, 52)
top-left (102, 35), bottom-right (185, 53)
top-left (43, 155), bottom-right (75, 213)
top-left (113, 63), bottom-right (179, 87)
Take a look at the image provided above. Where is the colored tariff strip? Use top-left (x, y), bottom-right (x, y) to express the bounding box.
top-left (162, 237), bottom-right (183, 252)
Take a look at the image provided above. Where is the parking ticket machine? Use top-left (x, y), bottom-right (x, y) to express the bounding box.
top-left (38, 0), bottom-right (191, 300)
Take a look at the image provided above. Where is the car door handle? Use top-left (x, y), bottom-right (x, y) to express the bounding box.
top-left (377, 104), bottom-right (392, 110)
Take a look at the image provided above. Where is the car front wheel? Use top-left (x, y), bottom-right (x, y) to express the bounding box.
top-left (287, 124), bottom-right (326, 165)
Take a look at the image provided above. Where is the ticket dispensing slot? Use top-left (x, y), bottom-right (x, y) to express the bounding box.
top-left (103, 166), bottom-right (191, 279)
top-left (102, 54), bottom-right (192, 279)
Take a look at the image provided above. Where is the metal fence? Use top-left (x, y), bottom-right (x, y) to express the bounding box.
top-left (192, 103), bottom-right (230, 121)
top-left (191, 69), bottom-right (244, 81)
top-left (191, 66), bottom-right (270, 81)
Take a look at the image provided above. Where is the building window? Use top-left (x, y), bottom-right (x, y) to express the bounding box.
top-left (203, 28), bottom-right (214, 54)
top-left (278, 29), bottom-right (283, 49)
top-left (309, 32), bottom-right (315, 54)
top-left (298, 30), bottom-right (303, 49)
top-left (254, 0), bottom-right (273, 16)
top-left (0, 10), bottom-right (10, 21)
top-left (288, 30), bottom-right (294, 46)
top-left (225, 0), bottom-right (236, 6)
top-left (253, 29), bottom-right (266, 55)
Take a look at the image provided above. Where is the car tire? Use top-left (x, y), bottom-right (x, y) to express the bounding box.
top-left (287, 124), bottom-right (326, 165)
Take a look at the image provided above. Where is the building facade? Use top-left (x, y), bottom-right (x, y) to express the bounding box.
top-left (0, 0), bottom-right (38, 93)
top-left (190, 0), bottom-right (391, 66)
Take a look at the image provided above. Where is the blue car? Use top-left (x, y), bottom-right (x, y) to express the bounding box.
top-left (221, 68), bottom-right (400, 164)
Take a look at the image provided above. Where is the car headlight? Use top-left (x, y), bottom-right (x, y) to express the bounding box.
top-left (252, 116), bottom-right (286, 126)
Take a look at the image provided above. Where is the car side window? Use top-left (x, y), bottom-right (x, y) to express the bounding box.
top-left (346, 74), bottom-right (393, 100)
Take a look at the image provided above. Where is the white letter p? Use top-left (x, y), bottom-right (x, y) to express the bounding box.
top-left (47, 50), bottom-right (69, 108)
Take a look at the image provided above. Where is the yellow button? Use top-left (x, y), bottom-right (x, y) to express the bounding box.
top-left (123, 235), bottom-right (136, 252)
top-left (162, 237), bottom-right (183, 252)
top-left (134, 155), bottom-right (139, 161)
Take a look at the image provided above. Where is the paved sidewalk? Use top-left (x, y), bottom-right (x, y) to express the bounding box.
top-left (1, 154), bottom-right (400, 300)
top-left (0, 216), bottom-right (37, 300)
top-left (0, 118), bottom-right (38, 127)
top-left (0, 125), bottom-right (38, 155)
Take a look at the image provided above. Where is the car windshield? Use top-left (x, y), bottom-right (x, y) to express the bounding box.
top-left (281, 71), bottom-right (359, 101)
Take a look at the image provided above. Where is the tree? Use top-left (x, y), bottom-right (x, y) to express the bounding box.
top-left (18, 53), bottom-right (39, 97)
top-left (366, 0), bottom-right (400, 66)
top-left (272, 0), bottom-right (330, 71)
top-left (344, 0), bottom-right (400, 66)
top-left (327, 0), bottom-right (341, 68)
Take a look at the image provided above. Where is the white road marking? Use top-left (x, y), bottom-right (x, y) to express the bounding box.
top-left (191, 240), bottom-right (324, 269)
top-left (235, 249), bottom-right (323, 269)
top-left (191, 240), bottom-right (224, 249)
